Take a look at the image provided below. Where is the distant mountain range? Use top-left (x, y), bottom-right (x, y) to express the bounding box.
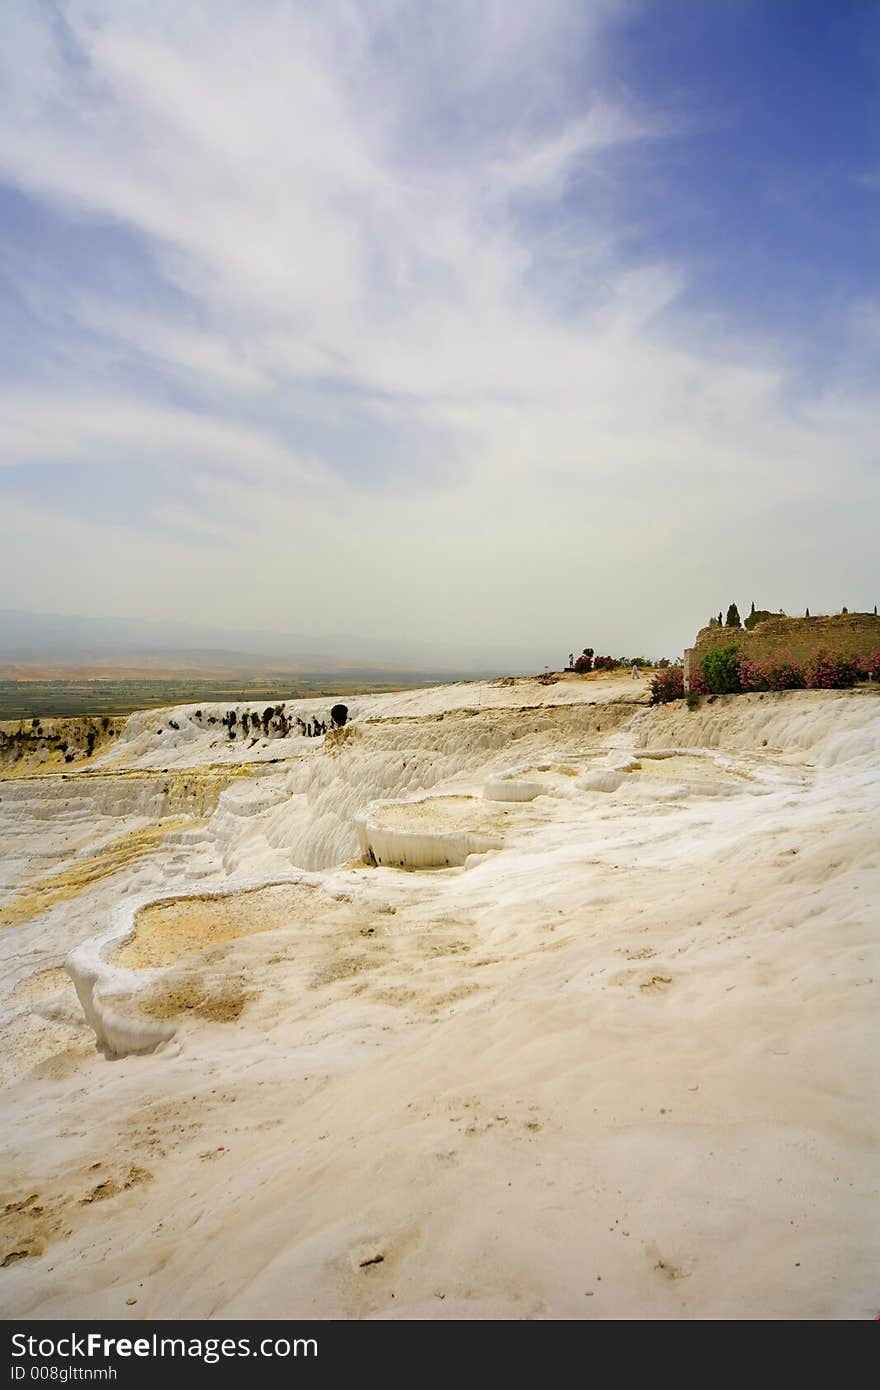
top-left (0, 609), bottom-right (538, 678)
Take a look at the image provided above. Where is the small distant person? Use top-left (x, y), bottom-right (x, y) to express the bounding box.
top-left (631, 663), bottom-right (639, 680)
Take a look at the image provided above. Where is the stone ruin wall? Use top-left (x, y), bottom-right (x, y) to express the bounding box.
top-left (683, 612), bottom-right (880, 690)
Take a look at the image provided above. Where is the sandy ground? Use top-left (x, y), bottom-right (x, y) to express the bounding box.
top-left (0, 673), bottom-right (877, 1319)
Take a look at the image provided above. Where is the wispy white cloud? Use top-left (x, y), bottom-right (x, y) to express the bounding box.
top-left (488, 105), bottom-right (664, 200)
top-left (0, 389), bottom-right (329, 491)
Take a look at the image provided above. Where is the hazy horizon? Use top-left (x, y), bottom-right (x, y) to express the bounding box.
top-left (0, 604), bottom-right (533, 674)
top-left (1, 2), bottom-right (876, 659)
top-left (1, 599), bottom-right (877, 682)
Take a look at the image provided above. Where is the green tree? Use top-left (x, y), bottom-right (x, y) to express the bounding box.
top-left (725, 603), bottom-right (742, 628)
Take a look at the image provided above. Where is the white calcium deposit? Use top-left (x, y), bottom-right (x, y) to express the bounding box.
top-left (0, 671), bottom-right (877, 1319)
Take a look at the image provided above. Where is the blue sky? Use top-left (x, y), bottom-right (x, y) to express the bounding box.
top-left (0, 1), bottom-right (876, 663)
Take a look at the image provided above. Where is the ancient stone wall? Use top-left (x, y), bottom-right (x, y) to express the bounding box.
top-left (684, 613), bottom-right (880, 689)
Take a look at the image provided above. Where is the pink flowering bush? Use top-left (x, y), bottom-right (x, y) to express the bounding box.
top-left (688, 670), bottom-right (710, 695)
top-left (805, 651), bottom-right (859, 689)
top-left (765, 661), bottom-right (806, 690)
top-left (650, 667), bottom-right (684, 704)
top-left (738, 659), bottom-right (769, 692)
top-left (573, 654), bottom-right (593, 673)
top-left (854, 651), bottom-right (880, 680)
top-left (593, 655), bottom-right (620, 671)
top-left (737, 656), bottom-right (806, 693)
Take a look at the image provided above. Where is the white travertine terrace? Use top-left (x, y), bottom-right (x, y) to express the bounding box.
top-left (483, 769), bottom-right (543, 801)
top-left (356, 795), bottom-right (504, 868)
top-left (1, 672), bottom-right (878, 1320)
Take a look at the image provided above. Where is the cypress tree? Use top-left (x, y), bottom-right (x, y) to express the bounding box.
top-left (725, 603), bottom-right (742, 628)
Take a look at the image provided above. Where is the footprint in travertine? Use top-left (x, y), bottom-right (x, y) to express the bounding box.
top-left (342, 1229), bottom-right (422, 1317)
top-left (612, 969), bottom-right (673, 993)
top-left (1, 1164), bottom-right (152, 1268)
top-left (135, 971), bottom-right (251, 1023)
top-left (351, 1243), bottom-right (386, 1271)
top-left (356, 795), bottom-right (509, 868)
top-left (310, 953), bottom-right (379, 989)
top-left (80, 1165), bottom-right (152, 1205)
top-left (645, 1241), bottom-right (692, 1281)
top-left (639, 975), bottom-right (673, 993)
top-left (0, 1193), bottom-right (48, 1267)
top-left (445, 1097), bottom-right (544, 1139)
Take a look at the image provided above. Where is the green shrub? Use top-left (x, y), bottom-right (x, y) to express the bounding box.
top-left (700, 645), bottom-right (742, 694)
top-left (685, 690), bottom-right (701, 711)
top-left (744, 609), bottom-right (773, 630)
